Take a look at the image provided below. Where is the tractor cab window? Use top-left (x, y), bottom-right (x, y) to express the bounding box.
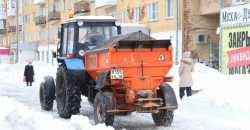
top-left (61, 27), bottom-right (68, 56)
top-left (67, 24), bottom-right (75, 54)
top-left (77, 26), bottom-right (118, 57)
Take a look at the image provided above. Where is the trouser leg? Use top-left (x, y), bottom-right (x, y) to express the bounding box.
top-left (30, 82), bottom-right (32, 86)
top-left (179, 87), bottom-right (185, 99)
top-left (186, 87), bottom-right (192, 97)
top-left (26, 82), bottom-right (28, 86)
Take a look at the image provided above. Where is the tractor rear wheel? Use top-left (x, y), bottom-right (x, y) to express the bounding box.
top-left (39, 82), bottom-right (53, 110)
top-left (152, 90), bottom-right (174, 126)
top-left (55, 64), bottom-right (81, 118)
top-left (94, 91), bottom-right (115, 126)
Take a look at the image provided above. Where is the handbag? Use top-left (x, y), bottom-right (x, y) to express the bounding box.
top-left (23, 76), bottom-right (26, 82)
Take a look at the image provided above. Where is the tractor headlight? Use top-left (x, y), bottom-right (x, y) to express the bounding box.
top-left (115, 20), bottom-right (121, 26)
top-left (77, 21), bottom-right (84, 26)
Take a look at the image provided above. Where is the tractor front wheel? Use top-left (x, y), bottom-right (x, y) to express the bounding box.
top-left (94, 91), bottom-right (115, 126)
top-left (39, 82), bottom-right (53, 110)
top-left (152, 90), bottom-right (174, 126)
top-left (55, 64), bottom-right (81, 118)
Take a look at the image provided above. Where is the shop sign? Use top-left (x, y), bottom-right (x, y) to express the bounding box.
top-left (221, 25), bottom-right (250, 74)
top-left (221, 4), bottom-right (250, 25)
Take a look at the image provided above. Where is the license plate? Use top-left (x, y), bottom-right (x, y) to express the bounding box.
top-left (111, 69), bottom-right (123, 79)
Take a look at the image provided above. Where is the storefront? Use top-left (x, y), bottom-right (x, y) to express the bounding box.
top-left (18, 42), bottom-right (38, 63)
top-left (0, 47), bottom-right (10, 64)
top-left (220, 4), bottom-right (250, 75)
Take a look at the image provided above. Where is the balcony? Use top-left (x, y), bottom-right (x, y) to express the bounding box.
top-left (74, 1), bottom-right (90, 15)
top-left (35, 16), bottom-right (46, 26)
top-left (7, 7), bottom-right (15, 17)
top-left (34, 0), bottom-right (46, 5)
top-left (48, 11), bottom-right (60, 21)
top-left (95, 0), bottom-right (117, 9)
top-left (7, 26), bottom-right (16, 33)
top-left (19, 25), bottom-right (22, 32)
top-left (0, 29), bottom-right (7, 35)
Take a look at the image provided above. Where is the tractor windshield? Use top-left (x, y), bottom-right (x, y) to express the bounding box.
top-left (77, 26), bottom-right (118, 57)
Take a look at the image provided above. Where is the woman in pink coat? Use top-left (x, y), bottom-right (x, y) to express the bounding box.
top-left (178, 51), bottom-right (195, 99)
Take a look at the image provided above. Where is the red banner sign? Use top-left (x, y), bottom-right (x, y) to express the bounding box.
top-left (227, 46), bottom-right (250, 68)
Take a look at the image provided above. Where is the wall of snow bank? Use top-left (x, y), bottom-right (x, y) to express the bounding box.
top-left (167, 63), bottom-right (250, 122)
top-left (0, 96), bottom-right (114, 130)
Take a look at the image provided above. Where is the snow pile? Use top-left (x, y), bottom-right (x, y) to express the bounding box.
top-left (167, 63), bottom-right (250, 122)
top-left (0, 60), bottom-right (57, 85)
top-left (0, 96), bottom-right (114, 130)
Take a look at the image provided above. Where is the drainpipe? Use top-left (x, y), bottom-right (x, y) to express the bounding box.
top-left (47, 0), bottom-right (49, 63)
top-left (175, 0), bottom-right (178, 65)
top-left (219, 0), bottom-right (222, 72)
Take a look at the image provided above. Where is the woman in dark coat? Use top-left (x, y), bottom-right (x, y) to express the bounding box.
top-left (24, 61), bottom-right (35, 86)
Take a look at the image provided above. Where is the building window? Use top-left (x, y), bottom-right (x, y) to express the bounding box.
top-left (69, 0), bottom-right (72, 9)
top-left (134, 7), bottom-right (140, 23)
top-left (147, 2), bottom-right (159, 21)
top-left (56, 26), bottom-right (60, 37)
top-left (109, 13), bottom-right (116, 18)
top-left (29, 0), bottom-right (31, 4)
top-left (33, 12), bottom-right (35, 21)
top-left (51, 5), bottom-right (54, 12)
top-left (166, 0), bottom-right (173, 18)
top-left (26, 34), bottom-right (28, 42)
top-left (236, 0), bottom-right (245, 2)
top-left (29, 33), bottom-right (32, 42)
top-left (122, 10), bottom-right (126, 23)
top-left (19, 0), bottom-right (23, 7)
top-left (56, 2), bottom-right (60, 12)
top-left (34, 32), bottom-right (36, 41)
top-left (29, 14), bottom-right (32, 23)
top-left (51, 51), bottom-right (54, 66)
top-left (37, 31), bottom-right (40, 40)
top-left (63, 0), bottom-right (65, 11)
top-left (42, 51), bottom-right (44, 62)
top-left (19, 32), bottom-right (23, 42)
top-left (41, 29), bottom-right (45, 40)
top-left (37, 10), bottom-right (39, 16)
top-left (19, 15), bottom-right (23, 25)
top-left (25, 15), bottom-right (27, 24)
top-left (51, 27), bottom-right (54, 38)
top-left (42, 8), bottom-right (45, 17)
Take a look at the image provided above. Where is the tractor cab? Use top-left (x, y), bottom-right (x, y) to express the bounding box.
top-left (56, 16), bottom-right (121, 59)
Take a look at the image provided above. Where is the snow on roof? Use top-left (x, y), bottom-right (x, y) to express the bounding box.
top-left (65, 16), bottom-right (116, 22)
top-left (121, 23), bottom-right (147, 27)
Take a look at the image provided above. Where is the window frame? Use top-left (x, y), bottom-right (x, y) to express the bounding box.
top-left (233, 0), bottom-right (245, 5)
top-left (51, 27), bottom-right (54, 38)
top-left (122, 10), bottom-right (126, 23)
top-left (37, 31), bottom-right (40, 40)
top-left (166, 0), bottom-right (174, 19)
top-left (63, 0), bottom-right (65, 11)
top-left (147, 2), bottom-right (159, 22)
top-left (34, 32), bottom-right (36, 41)
top-left (134, 6), bottom-right (140, 23)
top-left (69, 0), bottom-right (72, 9)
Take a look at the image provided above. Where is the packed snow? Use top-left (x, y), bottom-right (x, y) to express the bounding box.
top-left (0, 61), bottom-right (250, 130)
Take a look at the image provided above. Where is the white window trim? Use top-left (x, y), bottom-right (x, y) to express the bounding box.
top-left (37, 31), bottom-right (40, 40)
top-left (34, 32), bottom-right (36, 41)
top-left (122, 10), bottom-right (126, 23)
top-left (147, 2), bottom-right (159, 22)
top-left (69, 0), bottom-right (72, 10)
top-left (63, 0), bottom-right (65, 11)
top-left (134, 6), bottom-right (140, 23)
top-left (166, 0), bottom-right (174, 19)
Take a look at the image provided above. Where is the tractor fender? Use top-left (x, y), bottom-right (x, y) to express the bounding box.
top-left (43, 76), bottom-right (56, 100)
top-left (95, 71), bottom-right (109, 90)
top-left (159, 83), bottom-right (178, 107)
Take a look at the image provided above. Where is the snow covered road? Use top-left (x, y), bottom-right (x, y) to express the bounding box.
top-left (1, 62), bottom-right (250, 130)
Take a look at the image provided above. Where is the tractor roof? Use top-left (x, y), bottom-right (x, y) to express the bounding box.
top-left (85, 31), bottom-right (159, 55)
top-left (64, 16), bottom-right (116, 24)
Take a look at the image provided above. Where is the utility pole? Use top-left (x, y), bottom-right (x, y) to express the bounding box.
top-left (219, 0), bottom-right (222, 72)
top-left (175, 0), bottom-right (178, 65)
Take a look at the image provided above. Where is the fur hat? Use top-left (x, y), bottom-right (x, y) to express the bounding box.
top-left (183, 51), bottom-right (191, 58)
